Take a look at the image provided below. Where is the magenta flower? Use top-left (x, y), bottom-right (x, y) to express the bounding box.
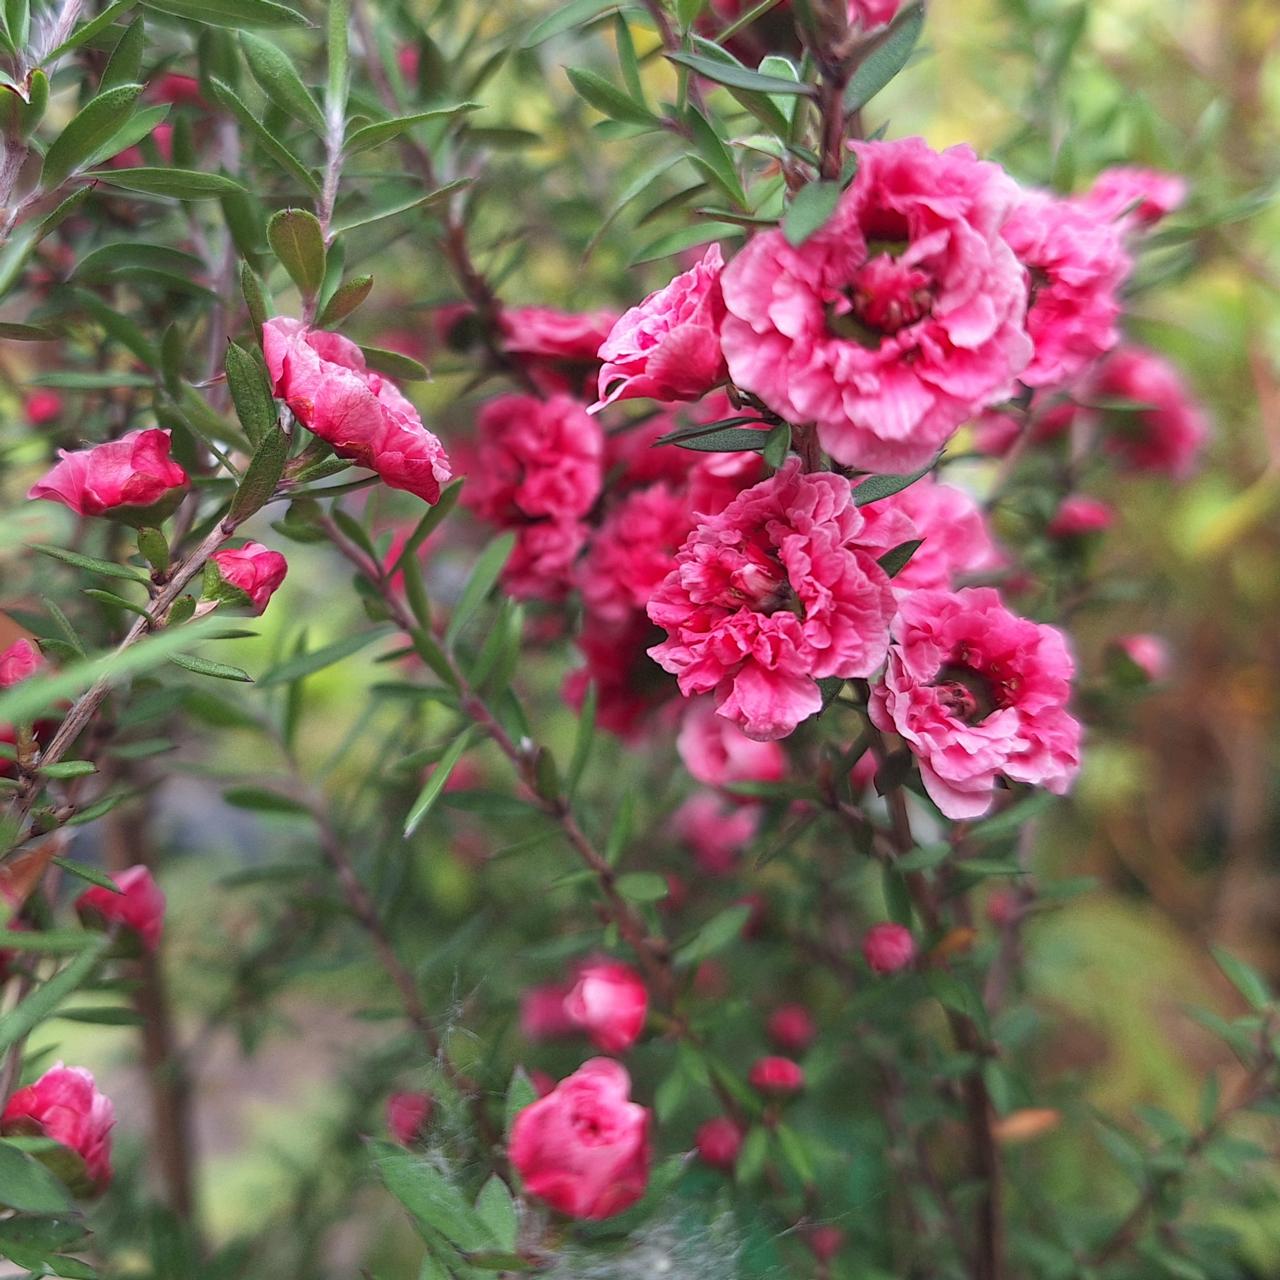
top-left (1081, 166), bottom-right (1187, 230)
top-left (563, 961), bottom-right (649, 1054)
top-left (870, 587), bottom-right (1082, 819)
top-left (386, 1091), bottom-right (434, 1146)
top-left (676, 696), bottom-right (785, 790)
top-left (208, 542), bottom-right (288, 615)
top-left (720, 138), bottom-right (1032, 472)
top-left (862, 922), bottom-right (916, 974)
top-left (28, 428), bottom-right (188, 518)
top-left (2, 1064), bottom-right (115, 1194)
top-left (76, 864), bottom-right (166, 951)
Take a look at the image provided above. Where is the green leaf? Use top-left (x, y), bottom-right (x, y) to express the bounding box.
top-left (32, 544), bottom-right (149, 584)
top-left (566, 67), bottom-right (656, 127)
top-left (852, 462), bottom-right (934, 505)
top-left (844, 2), bottom-right (925, 112)
top-left (0, 1139), bottom-right (74, 1214)
top-left (256, 626), bottom-right (392, 687)
top-left (38, 761), bottom-right (97, 779)
top-left (403, 727), bottom-right (477, 837)
top-left (344, 104), bottom-right (481, 154)
top-left (51, 858), bottom-right (122, 893)
top-left (445, 533), bottom-right (515, 647)
top-left (673, 426), bottom-right (769, 453)
top-left (687, 105), bottom-right (747, 208)
top-left (328, 178), bottom-right (470, 233)
top-left (169, 653), bottom-right (254, 682)
top-left (504, 1068), bottom-right (537, 1137)
top-left (268, 207), bottom-right (326, 297)
top-left (241, 32), bottom-right (326, 132)
top-left (142, 0), bottom-right (308, 27)
top-left (877, 538), bottom-right (923, 579)
top-left (0, 321), bottom-right (55, 340)
top-left (0, 930), bottom-right (99, 954)
top-left (326, 0), bottom-right (348, 115)
top-left (225, 341), bottom-right (277, 445)
top-left (1212, 947), bottom-right (1271, 1011)
top-left (318, 273), bottom-right (373, 326)
top-left (895, 842), bottom-right (951, 871)
top-left (0, 937), bottom-right (109, 1054)
top-left (222, 785), bottom-right (309, 813)
top-left (228, 425), bottom-right (289, 522)
top-left (676, 904), bottom-right (751, 966)
top-left (372, 1141), bottom-right (492, 1251)
top-left (474, 1176), bottom-right (517, 1252)
top-left (521, 0), bottom-right (616, 47)
top-left (359, 345), bottom-right (428, 381)
top-left (783, 179), bottom-right (840, 246)
top-left (666, 51), bottom-right (814, 96)
top-left (616, 872), bottom-right (669, 903)
top-left (100, 16), bottom-right (145, 91)
top-left (632, 220), bottom-right (741, 265)
top-left (88, 166), bottom-right (245, 198)
top-left (42, 0), bottom-right (132, 60)
top-left (567, 682), bottom-right (596, 798)
top-left (42, 82), bottom-right (143, 187)
top-left (762, 422), bottom-right (791, 468)
top-left (208, 77), bottom-right (321, 193)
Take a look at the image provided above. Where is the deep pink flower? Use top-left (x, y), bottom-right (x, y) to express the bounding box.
top-left (767, 1004), bottom-right (816, 1054)
top-left (1002, 190), bottom-right (1130, 388)
top-left (869, 587), bottom-right (1082, 819)
top-left (24, 389), bottom-right (62, 425)
top-left (748, 1056), bottom-right (804, 1096)
top-left (1091, 346), bottom-right (1209, 479)
top-left (971, 409), bottom-right (1023, 456)
top-left (677, 697), bottom-right (785, 790)
top-left (593, 245), bottom-right (727, 410)
top-left (77, 865), bottom-right (165, 951)
top-left (564, 961), bottom-right (649, 1054)
top-left (263, 317), bottom-right (451, 504)
top-left (500, 306), bottom-right (618, 396)
top-left (695, 1116), bottom-right (743, 1171)
top-left (208, 542), bottom-right (288, 614)
top-left (1081, 167), bottom-right (1186, 229)
top-left (862, 922), bottom-right (916, 973)
top-left (673, 793), bottom-right (760, 876)
top-left (28, 429), bottom-right (188, 518)
top-left (1048, 494), bottom-right (1114, 538)
top-left (466, 394), bottom-right (603, 525)
top-left (148, 73), bottom-right (205, 106)
top-left (720, 138), bottom-right (1031, 472)
top-left (1112, 633), bottom-right (1170, 683)
top-left (386, 1091), bottom-right (434, 1145)
top-left (0, 638), bottom-right (41, 688)
top-left (564, 613), bottom-right (674, 738)
top-left (520, 983), bottom-right (579, 1042)
top-left (578, 483), bottom-right (692, 623)
top-left (808, 1226), bottom-right (846, 1263)
top-left (508, 1058), bottom-right (651, 1220)
top-left (506, 520), bottom-right (590, 602)
top-left (1, 1064), bottom-right (114, 1194)
top-left (858, 476), bottom-right (1002, 594)
top-left (648, 460), bottom-right (897, 741)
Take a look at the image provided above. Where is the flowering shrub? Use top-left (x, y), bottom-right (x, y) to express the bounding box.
top-left (0, 0), bottom-right (1276, 1277)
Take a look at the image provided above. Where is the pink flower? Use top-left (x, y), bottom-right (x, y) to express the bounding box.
top-left (0, 638), bottom-right (42, 688)
top-left (520, 983), bottom-right (579, 1041)
top-left (808, 1226), bottom-right (846, 1263)
top-left (720, 139), bottom-right (1032, 472)
top-left (386, 1091), bottom-right (434, 1145)
top-left (263, 317), bottom-right (451, 504)
top-left (76, 864), bottom-right (165, 951)
top-left (849, 0), bottom-right (902, 25)
top-left (564, 961), bottom-right (649, 1054)
top-left (24, 390), bottom-right (62, 425)
top-left (564, 613), bottom-right (674, 738)
top-left (748, 1056), bottom-right (804, 1096)
top-left (1081, 167), bottom-right (1186, 229)
top-left (1091, 346), bottom-right (1209, 479)
top-left (767, 1004), bottom-right (816, 1054)
top-left (466, 393), bottom-right (603, 524)
top-left (858, 476), bottom-right (1002, 594)
top-left (648, 461), bottom-right (897, 741)
top-left (677, 697), bottom-right (785, 790)
top-left (971, 409), bottom-right (1023, 457)
top-left (208, 542), bottom-right (288, 614)
top-left (695, 1116), bottom-right (743, 1171)
top-left (1048, 494), bottom-right (1114, 538)
top-left (862, 922), bottom-right (916, 973)
top-left (673, 793), bottom-right (760, 875)
top-left (869, 587), bottom-right (1082, 819)
top-left (506, 520), bottom-right (590, 602)
top-left (593, 245), bottom-right (728, 410)
top-left (28, 429), bottom-right (188, 518)
top-left (578, 483), bottom-right (692, 623)
top-left (1112, 633), bottom-right (1170, 683)
top-left (148, 73), bottom-right (205, 106)
top-left (508, 1058), bottom-right (651, 1220)
top-left (1002, 190), bottom-right (1130, 389)
top-left (500, 307), bottom-right (618, 397)
top-left (2, 1064), bottom-right (114, 1194)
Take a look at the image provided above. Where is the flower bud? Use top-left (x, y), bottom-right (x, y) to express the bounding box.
top-left (23, 389), bottom-right (63, 425)
top-left (748, 1056), bottom-right (805, 1097)
top-left (1110, 633), bottom-right (1170, 684)
top-left (1047, 494), bottom-right (1114, 538)
top-left (563, 961), bottom-right (648, 1054)
top-left (766, 1004), bottom-right (816, 1055)
top-left (862, 922), bottom-right (916, 974)
top-left (808, 1225), bottom-right (846, 1263)
top-left (1, 1064), bottom-right (114, 1195)
top-left (76, 865), bottom-right (165, 951)
top-left (386, 1091), bottom-right (434, 1146)
top-left (205, 542), bottom-right (289, 615)
top-left (694, 1116), bottom-right (744, 1172)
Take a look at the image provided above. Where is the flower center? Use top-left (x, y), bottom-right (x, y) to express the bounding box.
top-left (933, 663), bottom-right (1000, 725)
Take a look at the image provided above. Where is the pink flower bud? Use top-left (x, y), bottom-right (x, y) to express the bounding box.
top-left (508, 1058), bottom-right (651, 1220)
top-left (1111, 633), bottom-right (1170, 683)
top-left (263, 318), bottom-right (451, 505)
top-left (1048, 494), bottom-right (1114, 538)
top-left (592, 244), bottom-right (728, 411)
top-left (0, 638), bottom-right (42, 687)
top-left (28, 429), bottom-right (189, 520)
top-left (76, 865), bottom-right (165, 951)
top-left (748, 1056), bottom-right (805, 1097)
top-left (862, 923), bottom-right (916, 974)
top-left (563, 961), bottom-right (648, 1054)
top-left (694, 1116), bottom-right (743, 1171)
top-left (23, 389), bottom-right (63, 425)
top-left (519, 983), bottom-right (578, 1042)
top-left (1, 1064), bottom-right (114, 1195)
top-left (207, 542), bottom-right (288, 614)
top-left (766, 1004), bottom-right (816, 1055)
top-left (808, 1225), bottom-right (846, 1263)
top-left (386, 1091), bottom-right (434, 1146)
